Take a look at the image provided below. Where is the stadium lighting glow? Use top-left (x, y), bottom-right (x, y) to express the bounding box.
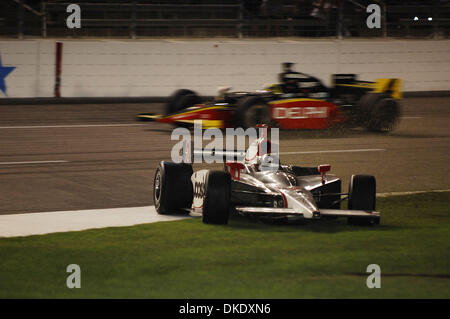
top-left (413, 16), bottom-right (419, 21)
top-left (428, 17), bottom-right (433, 21)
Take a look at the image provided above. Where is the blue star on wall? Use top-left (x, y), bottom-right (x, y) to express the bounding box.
top-left (0, 55), bottom-right (16, 96)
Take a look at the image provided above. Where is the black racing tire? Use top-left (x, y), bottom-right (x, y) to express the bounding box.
top-left (202, 171), bottom-right (231, 225)
top-left (172, 93), bottom-right (203, 128)
top-left (367, 97), bottom-right (400, 132)
top-left (174, 93), bottom-right (202, 112)
top-left (347, 175), bottom-right (379, 226)
top-left (358, 93), bottom-right (384, 124)
top-left (235, 96), bottom-right (272, 129)
top-left (166, 89), bottom-right (201, 115)
top-left (153, 161), bottom-right (193, 214)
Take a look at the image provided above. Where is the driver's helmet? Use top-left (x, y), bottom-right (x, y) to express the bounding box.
top-left (282, 62), bottom-right (294, 73)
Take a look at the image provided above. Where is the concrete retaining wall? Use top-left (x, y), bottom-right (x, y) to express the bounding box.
top-left (0, 39), bottom-right (449, 98)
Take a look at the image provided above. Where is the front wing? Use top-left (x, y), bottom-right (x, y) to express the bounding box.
top-left (137, 105), bottom-right (234, 129)
top-left (235, 207), bottom-right (380, 219)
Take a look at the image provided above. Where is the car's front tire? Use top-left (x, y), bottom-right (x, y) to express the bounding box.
top-left (202, 171), bottom-right (231, 225)
top-left (154, 161), bottom-right (193, 214)
top-left (347, 174), bottom-right (379, 225)
top-left (235, 96), bottom-right (272, 128)
top-left (166, 89), bottom-right (201, 115)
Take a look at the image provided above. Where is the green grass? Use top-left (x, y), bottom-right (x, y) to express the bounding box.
top-left (0, 192), bottom-right (449, 298)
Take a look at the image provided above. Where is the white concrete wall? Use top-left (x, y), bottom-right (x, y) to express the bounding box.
top-left (0, 40), bottom-right (55, 98)
top-left (0, 39), bottom-right (449, 98)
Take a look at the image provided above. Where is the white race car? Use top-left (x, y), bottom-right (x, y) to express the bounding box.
top-left (153, 129), bottom-right (380, 226)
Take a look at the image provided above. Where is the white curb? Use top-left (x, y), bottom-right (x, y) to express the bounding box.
top-left (0, 206), bottom-right (189, 238)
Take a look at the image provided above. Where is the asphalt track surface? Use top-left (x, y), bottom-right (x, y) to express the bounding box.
top-left (0, 97), bottom-right (449, 215)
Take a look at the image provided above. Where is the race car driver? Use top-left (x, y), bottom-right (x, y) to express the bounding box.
top-left (278, 62), bottom-right (302, 94)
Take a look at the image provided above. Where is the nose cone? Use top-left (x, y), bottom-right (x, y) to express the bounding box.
top-left (281, 188), bottom-right (319, 219)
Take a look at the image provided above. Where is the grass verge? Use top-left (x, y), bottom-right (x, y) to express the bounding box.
top-left (0, 192), bottom-right (449, 298)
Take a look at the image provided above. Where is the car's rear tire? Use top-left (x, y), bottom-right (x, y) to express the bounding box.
top-left (153, 161), bottom-right (193, 214)
top-left (235, 96), bottom-right (272, 129)
top-left (367, 97), bottom-right (400, 132)
top-left (202, 171), bottom-right (231, 225)
top-left (359, 93), bottom-right (400, 132)
top-left (347, 175), bottom-right (379, 225)
top-left (358, 93), bottom-right (383, 124)
top-left (166, 89), bottom-right (201, 115)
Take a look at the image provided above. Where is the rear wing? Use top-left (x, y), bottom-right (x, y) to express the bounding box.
top-left (332, 74), bottom-right (402, 99)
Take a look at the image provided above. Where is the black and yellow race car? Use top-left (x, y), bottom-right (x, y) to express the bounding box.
top-left (138, 63), bottom-right (402, 132)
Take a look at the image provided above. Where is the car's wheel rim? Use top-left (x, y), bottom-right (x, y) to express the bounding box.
top-left (154, 170), bottom-right (161, 204)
